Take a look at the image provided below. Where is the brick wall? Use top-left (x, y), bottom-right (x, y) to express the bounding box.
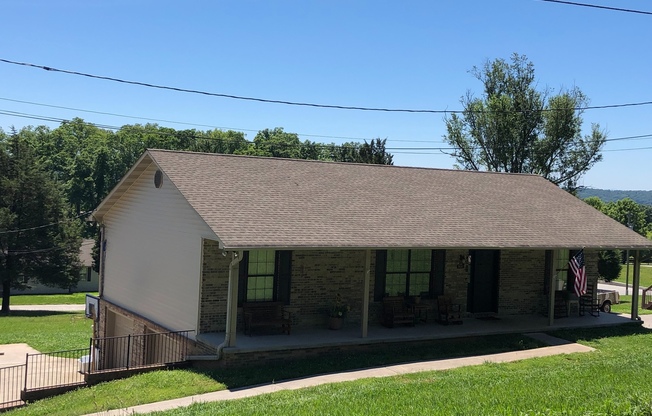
top-left (499, 250), bottom-right (546, 315)
top-left (444, 249), bottom-right (472, 314)
top-left (196, 247), bottom-right (600, 333)
top-left (290, 250), bottom-right (372, 328)
top-left (199, 240), bottom-right (230, 333)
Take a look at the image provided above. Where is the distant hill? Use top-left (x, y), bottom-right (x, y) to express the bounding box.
top-left (578, 188), bottom-right (652, 206)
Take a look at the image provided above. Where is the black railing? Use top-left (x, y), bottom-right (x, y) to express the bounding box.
top-left (0, 364), bottom-right (25, 410)
top-left (90, 330), bottom-right (192, 373)
top-left (0, 330), bottom-right (193, 410)
top-left (24, 348), bottom-right (88, 391)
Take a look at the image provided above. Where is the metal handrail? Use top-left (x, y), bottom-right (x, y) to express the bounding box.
top-left (642, 285), bottom-right (652, 310)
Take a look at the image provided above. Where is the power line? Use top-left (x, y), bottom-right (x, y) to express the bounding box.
top-left (2, 58), bottom-right (652, 114)
top-left (0, 97), bottom-right (385, 143)
top-left (540, 0), bottom-right (652, 16)
top-left (0, 211), bottom-right (91, 235)
top-left (2, 108), bottom-right (651, 153)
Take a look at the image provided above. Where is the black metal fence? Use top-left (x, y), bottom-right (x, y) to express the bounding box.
top-left (0, 330), bottom-right (192, 410)
top-left (90, 330), bottom-right (192, 373)
top-left (0, 364), bottom-right (25, 410)
top-left (24, 348), bottom-right (88, 391)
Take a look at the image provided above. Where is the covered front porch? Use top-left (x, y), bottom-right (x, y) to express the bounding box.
top-left (196, 311), bottom-right (638, 355)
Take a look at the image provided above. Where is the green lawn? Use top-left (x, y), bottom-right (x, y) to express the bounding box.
top-left (9, 292), bottom-right (98, 305)
top-left (148, 325), bottom-right (652, 416)
top-left (610, 264), bottom-right (652, 289)
top-left (610, 295), bottom-right (652, 315)
top-left (0, 311), bottom-right (91, 351)
top-left (6, 334), bottom-right (544, 416)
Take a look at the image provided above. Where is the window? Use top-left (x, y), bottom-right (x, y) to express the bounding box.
top-left (246, 250), bottom-right (275, 301)
top-left (238, 250), bottom-right (292, 304)
top-left (374, 249), bottom-right (445, 300)
top-left (86, 267), bottom-right (92, 282)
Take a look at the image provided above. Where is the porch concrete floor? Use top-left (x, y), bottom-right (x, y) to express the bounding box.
top-left (196, 312), bottom-right (639, 353)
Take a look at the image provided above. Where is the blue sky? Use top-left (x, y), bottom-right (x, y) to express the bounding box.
top-left (1, 0), bottom-right (650, 190)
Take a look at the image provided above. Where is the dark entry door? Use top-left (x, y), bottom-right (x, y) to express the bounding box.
top-left (468, 250), bottom-right (499, 313)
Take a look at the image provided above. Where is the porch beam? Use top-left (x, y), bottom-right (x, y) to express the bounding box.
top-left (548, 250), bottom-right (557, 326)
top-left (361, 249), bottom-right (371, 338)
top-left (631, 250), bottom-right (641, 321)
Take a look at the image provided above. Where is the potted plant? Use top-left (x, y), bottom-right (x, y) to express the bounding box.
top-left (328, 293), bottom-right (349, 330)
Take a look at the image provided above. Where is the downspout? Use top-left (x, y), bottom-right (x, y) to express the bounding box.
top-left (215, 250), bottom-right (243, 360)
top-left (98, 224), bottom-right (106, 298)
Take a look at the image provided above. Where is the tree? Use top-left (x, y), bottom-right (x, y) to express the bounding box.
top-left (444, 53), bottom-right (606, 193)
top-left (598, 250), bottom-right (622, 282)
top-left (0, 129), bottom-right (83, 313)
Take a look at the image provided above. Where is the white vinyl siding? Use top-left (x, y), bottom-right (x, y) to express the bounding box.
top-left (102, 162), bottom-right (218, 335)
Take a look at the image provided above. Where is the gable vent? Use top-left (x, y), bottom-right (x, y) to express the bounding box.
top-left (154, 170), bottom-right (163, 188)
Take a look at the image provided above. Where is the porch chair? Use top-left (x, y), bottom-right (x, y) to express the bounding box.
top-left (436, 295), bottom-right (463, 325)
top-left (579, 283), bottom-right (600, 317)
top-left (382, 296), bottom-right (415, 327)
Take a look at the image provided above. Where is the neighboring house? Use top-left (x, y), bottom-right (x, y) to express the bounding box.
top-left (12, 239), bottom-right (99, 295)
top-left (90, 150), bottom-right (652, 364)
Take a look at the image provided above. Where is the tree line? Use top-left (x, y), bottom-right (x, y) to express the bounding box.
top-left (0, 120), bottom-right (393, 312)
top-left (584, 196), bottom-right (652, 280)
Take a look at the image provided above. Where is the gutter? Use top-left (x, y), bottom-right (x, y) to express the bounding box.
top-left (215, 250), bottom-right (243, 360)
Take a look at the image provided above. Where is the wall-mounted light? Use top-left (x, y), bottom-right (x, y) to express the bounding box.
top-left (457, 254), bottom-right (472, 271)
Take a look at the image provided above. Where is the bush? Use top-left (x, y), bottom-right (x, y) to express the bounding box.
top-left (598, 250), bottom-right (622, 281)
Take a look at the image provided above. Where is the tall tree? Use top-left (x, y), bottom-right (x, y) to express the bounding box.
top-left (444, 53), bottom-right (606, 193)
top-left (0, 129), bottom-right (83, 313)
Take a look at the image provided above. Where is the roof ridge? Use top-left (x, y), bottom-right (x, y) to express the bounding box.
top-left (145, 149), bottom-right (542, 178)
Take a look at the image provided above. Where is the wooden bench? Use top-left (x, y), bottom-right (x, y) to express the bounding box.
top-left (382, 296), bottom-right (415, 327)
top-left (242, 301), bottom-right (293, 335)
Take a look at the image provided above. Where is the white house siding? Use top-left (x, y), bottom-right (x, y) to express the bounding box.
top-left (102, 162), bottom-right (218, 334)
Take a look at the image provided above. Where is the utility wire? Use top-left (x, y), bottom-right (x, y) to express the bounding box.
top-left (3, 108), bottom-right (652, 153)
top-left (2, 58), bottom-right (652, 114)
top-left (540, 0), bottom-right (652, 16)
top-left (0, 211), bottom-right (91, 235)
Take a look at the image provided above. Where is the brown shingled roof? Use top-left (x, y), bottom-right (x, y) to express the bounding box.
top-left (94, 149), bottom-right (652, 250)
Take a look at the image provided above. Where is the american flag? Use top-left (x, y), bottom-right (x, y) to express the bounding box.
top-left (570, 250), bottom-right (586, 297)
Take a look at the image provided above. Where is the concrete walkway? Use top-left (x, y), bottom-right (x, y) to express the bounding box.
top-left (9, 304), bottom-right (85, 312)
top-left (84, 334), bottom-right (594, 416)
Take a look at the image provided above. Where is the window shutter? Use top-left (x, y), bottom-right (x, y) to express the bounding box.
top-left (374, 250), bottom-right (387, 301)
top-left (544, 250), bottom-right (552, 294)
top-left (276, 251), bottom-right (292, 304)
top-left (432, 249), bottom-right (446, 297)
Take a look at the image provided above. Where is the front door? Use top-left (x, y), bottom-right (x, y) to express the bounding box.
top-left (468, 250), bottom-right (499, 313)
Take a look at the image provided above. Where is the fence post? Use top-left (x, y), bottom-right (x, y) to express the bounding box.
top-left (126, 334), bottom-right (131, 370)
top-left (88, 337), bottom-right (93, 374)
top-left (23, 353), bottom-right (29, 391)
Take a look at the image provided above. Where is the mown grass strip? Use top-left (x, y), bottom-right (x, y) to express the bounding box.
top-left (9, 292), bottom-right (98, 306)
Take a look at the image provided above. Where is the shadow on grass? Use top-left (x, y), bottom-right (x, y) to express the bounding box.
top-left (0, 310), bottom-right (82, 317)
top-left (195, 333), bottom-right (546, 389)
top-left (550, 322), bottom-right (651, 343)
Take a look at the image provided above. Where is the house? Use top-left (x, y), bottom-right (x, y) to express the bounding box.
top-left (90, 149), bottom-right (652, 365)
top-left (11, 239), bottom-right (99, 295)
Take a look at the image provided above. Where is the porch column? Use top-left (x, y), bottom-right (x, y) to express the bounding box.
top-left (225, 251), bottom-right (242, 347)
top-left (631, 250), bottom-right (641, 321)
top-left (547, 250), bottom-right (557, 326)
top-left (361, 249), bottom-right (371, 338)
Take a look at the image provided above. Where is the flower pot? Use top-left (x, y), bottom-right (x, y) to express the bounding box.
top-left (328, 316), bottom-right (343, 330)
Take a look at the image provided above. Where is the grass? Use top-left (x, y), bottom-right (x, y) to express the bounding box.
top-left (9, 292), bottom-right (98, 305)
top-left (147, 325), bottom-right (652, 416)
top-left (0, 311), bottom-right (91, 351)
top-left (5, 334), bottom-right (544, 416)
top-left (610, 263), bottom-right (652, 289)
top-left (7, 370), bottom-right (224, 416)
top-left (610, 295), bottom-right (652, 315)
